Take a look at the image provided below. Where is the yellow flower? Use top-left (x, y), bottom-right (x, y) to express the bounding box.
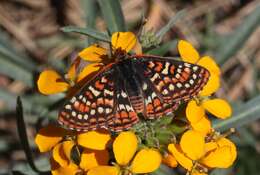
top-left (177, 40), bottom-right (232, 131)
top-left (35, 125), bottom-right (110, 173)
top-left (37, 58), bottom-right (102, 95)
top-left (79, 32), bottom-right (142, 63)
top-left (35, 125), bottom-right (111, 152)
top-left (167, 130), bottom-right (237, 174)
top-left (162, 153), bottom-right (178, 168)
top-left (88, 131), bottom-right (162, 175)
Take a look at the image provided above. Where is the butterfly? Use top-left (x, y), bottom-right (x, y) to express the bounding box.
top-left (58, 55), bottom-right (210, 132)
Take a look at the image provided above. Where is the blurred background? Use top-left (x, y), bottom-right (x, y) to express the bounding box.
top-left (0, 0), bottom-right (260, 174)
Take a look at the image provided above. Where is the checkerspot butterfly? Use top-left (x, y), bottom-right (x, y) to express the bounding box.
top-left (58, 54), bottom-right (210, 132)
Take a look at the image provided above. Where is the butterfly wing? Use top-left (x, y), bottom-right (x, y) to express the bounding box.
top-left (58, 64), bottom-right (139, 132)
top-left (133, 55), bottom-right (210, 119)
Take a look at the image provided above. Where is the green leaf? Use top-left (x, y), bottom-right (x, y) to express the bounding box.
top-left (0, 54), bottom-right (33, 87)
top-left (16, 97), bottom-right (41, 173)
top-left (81, 0), bottom-right (98, 46)
top-left (213, 95), bottom-right (260, 131)
top-left (61, 26), bottom-right (110, 42)
top-left (156, 10), bottom-right (185, 40)
top-left (97, 0), bottom-right (126, 33)
top-left (152, 164), bottom-right (176, 175)
top-left (216, 5), bottom-right (260, 65)
top-left (146, 40), bottom-right (177, 56)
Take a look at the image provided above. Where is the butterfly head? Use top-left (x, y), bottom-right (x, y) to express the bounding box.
top-left (112, 47), bottom-right (129, 61)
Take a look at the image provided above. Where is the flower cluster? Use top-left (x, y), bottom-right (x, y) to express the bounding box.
top-left (35, 32), bottom-right (237, 175)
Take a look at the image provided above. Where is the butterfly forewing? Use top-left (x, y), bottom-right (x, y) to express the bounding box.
top-left (136, 56), bottom-right (210, 103)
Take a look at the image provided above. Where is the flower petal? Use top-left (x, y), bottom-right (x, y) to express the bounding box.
top-left (217, 138), bottom-right (237, 163)
top-left (77, 130), bottom-right (110, 150)
top-left (66, 58), bottom-right (80, 82)
top-left (205, 141), bottom-right (218, 153)
top-left (87, 166), bottom-right (119, 175)
top-left (113, 131), bottom-right (138, 166)
top-left (199, 73), bottom-right (220, 96)
top-left (130, 149), bottom-right (162, 174)
top-left (62, 141), bottom-right (74, 161)
top-left (37, 70), bottom-right (69, 95)
top-left (180, 130), bottom-right (205, 160)
top-left (80, 149), bottom-right (109, 171)
top-left (77, 63), bottom-right (102, 82)
top-left (168, 144), bottom-right (193, 171)
top-left (178, 40), bottom-right (200, 63)
top-left (186, 100), bottom-right (205, 123)
top-left (201, 146), bottom-right (233, 168)
top-left (53, 142), bottom-right (69, 167)
top-left (111, 32), bottom-right (137, 52)
top-left (197, 56), bottom-right (221, 76)
top-left (79, 44), bottom-right (107, 62)
top-left (35, 125), bottom-right (68, 152)
top-left (51, 158), bottom-right (79, 175)
top-left (162, 153), bottom-right (178, 168)
top-left (202, 99), bottom-right (232, 119)
top-left (190, 116), bottom-right (212, 136)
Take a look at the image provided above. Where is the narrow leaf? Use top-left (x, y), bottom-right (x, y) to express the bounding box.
top-left (146, 40), bottom-right (177, 55)
top-left (97, 0), bottom-right (126, 33)
top-left (156, 10), bottom-right (185, 40)
top-left (61, 26), bottom-right (110, 42)
top-left (81, 0), bottom-right (98, 45)
top-left (213, 95), bottom-right (260, 131)
top-left (16, 97), bottom-right (41, 173)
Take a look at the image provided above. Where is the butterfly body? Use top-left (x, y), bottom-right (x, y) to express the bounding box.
top-left (58, 56), bottom-right (210, 132)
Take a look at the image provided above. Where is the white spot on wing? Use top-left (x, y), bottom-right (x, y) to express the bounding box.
top-left (89, 86), bottom-right (100, 97)
top-left (162, 62), bottom-right (170, 75)
top-left (169, 84), bottom-right (175, 90)
top-left (78, 114), bottom-right (83, 119)
top-left (121, 91), bottom-right (127, 98)
top-left (65, 105), bottom-right (71, 110)
top-left (98, 107), bottom-right (104, 113)
top-left (142, 83), bottom-right (148, 90)
top-left (84, 114), bottom-right (88, 120)
top-left (119, 104), bottom-right (125, 110)
top-left (177, 83), bottom-right (182, 88)
top-left (71, 97), bottom-right (76, 103)
top-left (151, 92), bottom-right (157, 99)
top-left (150, 73), bottom-right (160, 82)
top-left (90, 109), bottom-right (95, 115)
top-left (104, 89), bottom-right (114, 96)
